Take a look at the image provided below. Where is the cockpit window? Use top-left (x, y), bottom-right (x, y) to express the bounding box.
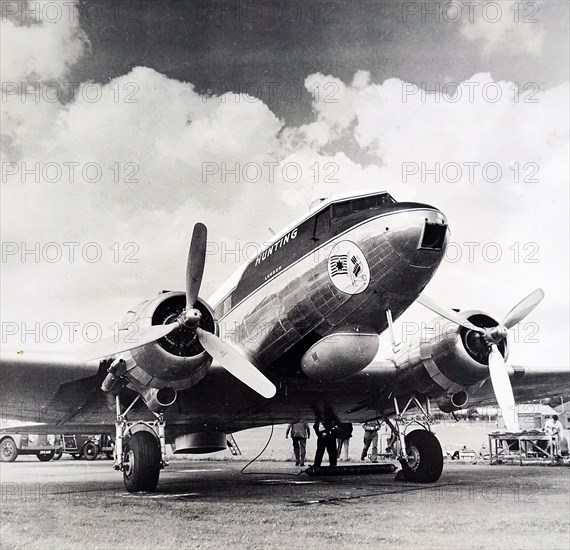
top-left (352, 196), bottom-right (378, 211)
top-left (332, 201), bottom-right (351, 218)
top-left (332, 193), bottom-right (396, 218)
top-left (313, 208), bottom-right (331, 240)
top-left (353, 193), bottom-right (396, 211)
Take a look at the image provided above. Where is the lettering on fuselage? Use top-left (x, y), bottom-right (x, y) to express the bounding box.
top-left (254, 228), bottom-right (298, 266)
top-left (264, 265), bottom-right (283, 281)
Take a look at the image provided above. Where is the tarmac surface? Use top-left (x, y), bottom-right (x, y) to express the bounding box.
top-left (1, 456), bottom-right (569, 549)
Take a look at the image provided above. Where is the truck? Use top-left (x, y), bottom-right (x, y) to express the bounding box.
top-left (0, 433), bottom-right (62, 462)
top-left (59, 434), bottom-right (115, 460)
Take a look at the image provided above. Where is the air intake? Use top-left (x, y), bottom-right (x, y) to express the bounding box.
top-left (419, 222), bottom-right (447, 251)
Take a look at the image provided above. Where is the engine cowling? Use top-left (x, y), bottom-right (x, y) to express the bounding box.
top-left (119, 291), bottom-right (218, 391)
top-left (393, 310), bottom-right (508, 402)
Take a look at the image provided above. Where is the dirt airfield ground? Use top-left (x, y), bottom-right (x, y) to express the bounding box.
top-left (1, 424), bottom-right (569, 549)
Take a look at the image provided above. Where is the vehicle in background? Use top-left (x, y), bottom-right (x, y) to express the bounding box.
top-left (0, 433), bottom-right (62, 462)
top-left (60, 434), bottom-right (115, 461)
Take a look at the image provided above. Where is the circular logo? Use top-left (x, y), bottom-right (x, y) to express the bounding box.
top-left (327, 240), bottom-right (370, 295)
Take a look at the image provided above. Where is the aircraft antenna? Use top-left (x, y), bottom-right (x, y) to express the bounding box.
top-left (386, 309), bottom-right (398, 353)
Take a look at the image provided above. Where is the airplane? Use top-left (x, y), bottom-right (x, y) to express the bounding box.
top-left (1, 190), bottom-right (568, 492)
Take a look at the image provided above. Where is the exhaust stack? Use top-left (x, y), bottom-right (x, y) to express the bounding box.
top-left (141, 387), bottom-right (177, 413)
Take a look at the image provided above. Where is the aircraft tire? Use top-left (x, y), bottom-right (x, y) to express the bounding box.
top-left (399, 430), bottom-right (443, 483)
top-left (0, 438), bottom-right (18, 462)
top-left (123, 431), bottom-right (161, 493)
top-left (37, 451), bottom-right (54, 462)
top-left (83, 441), bottom-right (99, 461)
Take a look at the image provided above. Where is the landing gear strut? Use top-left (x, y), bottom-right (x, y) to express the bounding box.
top-left (383, 395), bottom-right (443, 483)
top-left (114, 394), bottom-right (167, 493)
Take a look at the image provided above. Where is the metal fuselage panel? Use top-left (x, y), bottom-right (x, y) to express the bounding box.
top-left (218, 205), bottom-right (448, 373)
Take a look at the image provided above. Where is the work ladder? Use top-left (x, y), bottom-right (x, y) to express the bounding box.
top-left (226, 434), bottom-right (242, 456)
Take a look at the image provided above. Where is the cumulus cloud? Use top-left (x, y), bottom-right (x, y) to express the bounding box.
top-left (0, 0), bottom-right (89, 82)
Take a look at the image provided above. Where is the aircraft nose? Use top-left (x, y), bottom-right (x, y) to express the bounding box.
top-left (385, 203), bottom-right (449, 268)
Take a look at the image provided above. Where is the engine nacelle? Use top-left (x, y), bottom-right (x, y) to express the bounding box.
top-left (119, 291), bottom-right (218, 391)
top-left (393, 310), bottom-right (508, 398)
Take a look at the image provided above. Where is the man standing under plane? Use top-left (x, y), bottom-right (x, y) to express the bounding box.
top-left (286, 420), bottom-right (311, 466)
top-left (361, 420), bottom-right (381, 462)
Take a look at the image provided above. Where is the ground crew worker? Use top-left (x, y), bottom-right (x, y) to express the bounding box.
top-left (544, 414), bottom-right (564, 456)
top-left (286, 421), bottom-right (311, 466)
top-left (361, 420), bottom-right (381, 462)
top-left (336, 423), bottom-right (353, 462)
top-left (313, 420), bottom-right (338, 468)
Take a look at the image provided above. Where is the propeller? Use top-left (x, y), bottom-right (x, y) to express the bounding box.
top-left (79, 223), bottom-right (276, 399)
top-left (416, 294), bottom-right (485, 334)
top-left (488, 344), bottom-right (518, 432)
top-left (417, 288), bottom-right (545, 431)
top-left (501, 288), bottom-right (544, 329)
top-left (77, 323), bottom-right (179, 362)
top-left (196, 328), bottom-right (276, 399)
top-left (186, 222), bottom-right (207, 307)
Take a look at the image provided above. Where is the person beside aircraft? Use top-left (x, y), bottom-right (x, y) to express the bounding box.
top-left (312, 420), bottom-right (338, 468)
top-left (544, 414), bottom-right (564, 456)
top-left (336, 423), bottom-right (353, 462)
top-left (285, 421), bottom-right (311, 467)
top-left (361, 420), bottom-right (381, 462)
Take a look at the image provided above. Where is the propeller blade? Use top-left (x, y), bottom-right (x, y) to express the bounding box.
top-left (77, 323), bottom-right (178, 362)
top-left (186, 222), bottom-right (208, 307)
top-left (488, 344), bottom-right (519, 432)
top-left (196, 328), bottom-right (276, 399)
top-left (501, 288), bottom-right (545, 329)
top-left (416, 294), bottom-right (485, 334)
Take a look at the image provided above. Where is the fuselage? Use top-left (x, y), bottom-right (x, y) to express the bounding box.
top-left (209, 191), bottom-right (449, 374)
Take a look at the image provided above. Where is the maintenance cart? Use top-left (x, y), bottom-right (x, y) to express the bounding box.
top-left (488, 431), bottom-right (558, 465)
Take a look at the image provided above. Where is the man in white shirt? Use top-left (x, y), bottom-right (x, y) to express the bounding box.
top-left (544, 414), bottom-right (564, 456)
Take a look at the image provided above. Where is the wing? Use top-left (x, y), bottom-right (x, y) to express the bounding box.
top-left (0, 350), bottom-right (103, 425)
top-left (466, 364), bottom-right (570, 407)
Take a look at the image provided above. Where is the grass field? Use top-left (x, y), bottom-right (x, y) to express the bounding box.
top-left (1, 423), bottom-right (569, 550)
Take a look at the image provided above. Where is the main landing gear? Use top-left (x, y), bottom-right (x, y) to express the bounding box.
top-left (113, 394), bottom-right (167, 493)
top-left (382, 395), bottom-right (443, 483)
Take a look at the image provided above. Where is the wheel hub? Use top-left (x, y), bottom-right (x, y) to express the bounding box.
top-left (2, 442), bottom-right (14, 458)
top-left (123, 449), bottom-right (134, 479)
top-left (406, 444), bottom-right (421, 470)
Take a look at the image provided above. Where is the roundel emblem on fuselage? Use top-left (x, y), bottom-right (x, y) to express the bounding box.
top-left (327, 240), bottom-right (370, 295)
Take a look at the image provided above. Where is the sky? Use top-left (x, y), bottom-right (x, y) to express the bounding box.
top-left (1, 0), bottom-right (568, 365)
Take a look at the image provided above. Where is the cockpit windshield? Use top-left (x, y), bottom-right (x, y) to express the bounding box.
top-left (332, 193), bottom-right (396, 218)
